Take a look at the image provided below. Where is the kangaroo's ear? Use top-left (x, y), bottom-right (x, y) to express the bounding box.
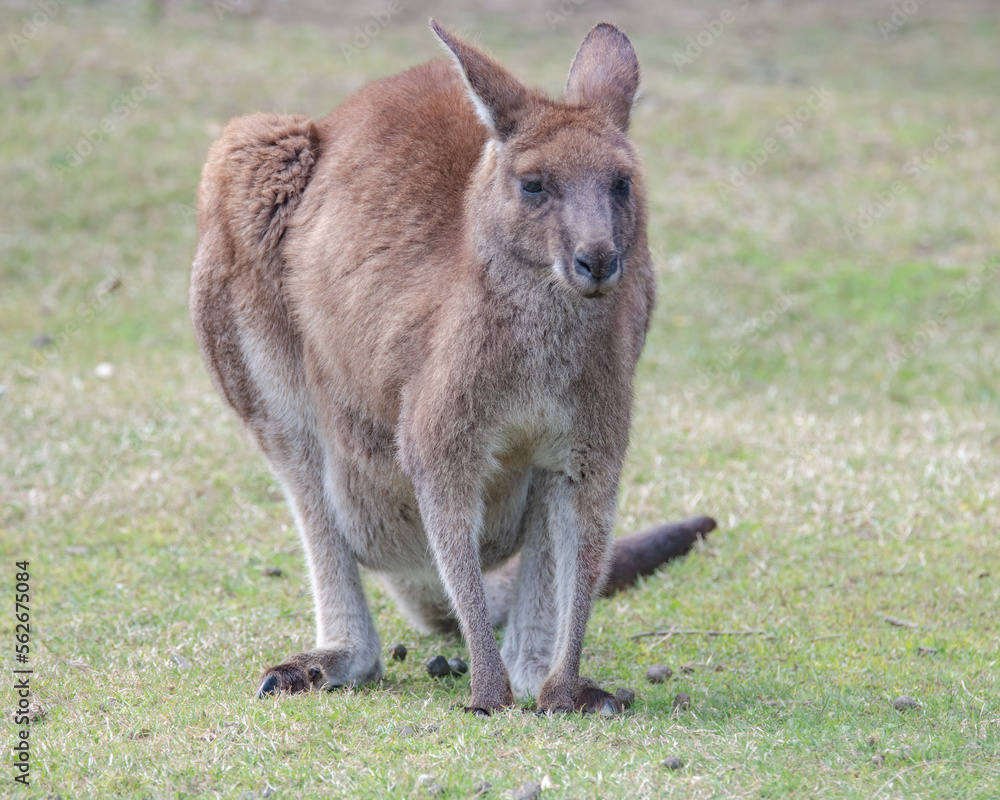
top-left (564, 23), bottom-right (640, 132)
top-left (430, 19), bottom-right (529, 142)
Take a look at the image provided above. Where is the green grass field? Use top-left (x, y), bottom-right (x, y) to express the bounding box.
top-left (2, 1), bottom-right (998, 797)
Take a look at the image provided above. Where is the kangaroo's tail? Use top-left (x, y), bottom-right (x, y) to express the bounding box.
top-left (190, 113), bottom-right (319, 425)
top-left (485, 516), bottom-right (717, 627)
top-left (599, 515), bottom-right (716, 596)
top-left (196, 112), bottom-right (319, 268)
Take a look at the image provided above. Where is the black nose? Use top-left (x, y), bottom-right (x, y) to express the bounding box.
top-left (574, 251), bottom-right (619, 280)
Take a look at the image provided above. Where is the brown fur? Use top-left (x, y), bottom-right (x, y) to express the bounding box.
top-left (190, 21), bottom-right (711, 714)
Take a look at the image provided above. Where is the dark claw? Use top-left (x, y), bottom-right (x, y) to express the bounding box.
top-left (255, 663), bottom-right (311, 696)
top-left (257, 674), bottom-right (281, 698)
top-left (308, 665), bottom-right (322, 682)
top-left (464, 706), bottom-right (491, 717)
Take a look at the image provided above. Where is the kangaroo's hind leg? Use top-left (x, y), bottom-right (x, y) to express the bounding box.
top-left (499, 472), bottom-right (564, 701)
top-left (190, 113), bottom-right (382, 695)
top-left (378, 569), bottom-right (458, 635)
top-left (256, 445), bottom-right (384, 696)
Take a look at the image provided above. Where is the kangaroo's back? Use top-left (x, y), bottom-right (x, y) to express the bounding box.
top-left (280, 60), bottom-right (492, 422)
top-left (291, 59), bottom-right (486, 274)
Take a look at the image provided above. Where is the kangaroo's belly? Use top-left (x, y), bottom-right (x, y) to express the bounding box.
top-left (326, 412), bottom-right (533, 573)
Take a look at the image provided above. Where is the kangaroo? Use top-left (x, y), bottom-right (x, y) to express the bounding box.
top-left (190, 20), bottom-right (715, 715)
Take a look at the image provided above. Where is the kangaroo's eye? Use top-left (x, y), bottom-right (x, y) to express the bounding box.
top-left (614, 177), bottom-right (630, 196)
top-left (521, 180), bottom-right (544, 196)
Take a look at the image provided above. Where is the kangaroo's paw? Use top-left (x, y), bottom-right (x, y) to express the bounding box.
top-left (573, 676), bottom-right (622, 716)
top-left (256, 649), bottom-right (383, 697)
top-left (536, 675), bottom-right (622, 716)
top-left (465, 673), bottom-right (516, 716)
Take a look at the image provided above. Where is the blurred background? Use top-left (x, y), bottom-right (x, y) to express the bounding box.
top-left (2, 2), bottom-right (998, 795)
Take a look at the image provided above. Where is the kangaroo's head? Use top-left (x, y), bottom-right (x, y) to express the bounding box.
top-left (432, 20), bottom-right (644, 299)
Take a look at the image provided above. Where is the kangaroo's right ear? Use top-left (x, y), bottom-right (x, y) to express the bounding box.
top-left (430, 19), bottom-right (529, 142)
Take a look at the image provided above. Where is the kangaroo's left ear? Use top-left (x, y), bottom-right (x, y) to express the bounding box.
top-left (564, 23), bottom-right (640, 132)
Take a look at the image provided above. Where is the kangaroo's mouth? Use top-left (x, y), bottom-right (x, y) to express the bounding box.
top-left (554, 257), bottom-right (623, 298)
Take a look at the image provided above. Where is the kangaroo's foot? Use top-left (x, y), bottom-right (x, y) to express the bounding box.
top-left (463, 679), bottom-right (517, 717)
top-left (536, 675), bottom-right (622, 716)
top-left (256, 648), bottom-right (383, 697)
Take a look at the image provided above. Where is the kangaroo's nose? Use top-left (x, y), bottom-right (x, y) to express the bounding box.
top-left (574, 249), bottom-right (619, 280)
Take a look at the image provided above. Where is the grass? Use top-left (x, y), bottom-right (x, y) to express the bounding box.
top-left (2, 1), bottom-right (998, 797)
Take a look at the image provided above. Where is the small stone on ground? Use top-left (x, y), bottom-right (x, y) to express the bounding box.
top-left (169, 653), bottom-right (191, 670)
top-left (615, 687), bottom-right (635, 709)
top-left (661, 756), bottom-right (685, 770)
top-left (645, 664), bottom-right (672, 683)
top-left (892, 695), bottom-right (920, 712)
top-left (95, 362), bottom-right (115, 379)
top-left (511, 780), bottom-right (541, 800)
top-left (672, 692), bottom-right (691, 711)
